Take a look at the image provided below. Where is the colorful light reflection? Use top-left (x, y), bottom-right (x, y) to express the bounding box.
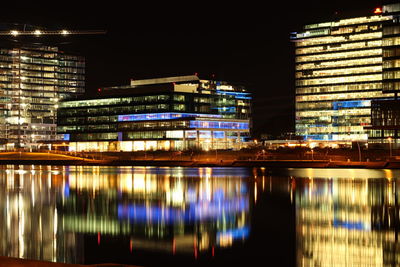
top-left (117, 197), bottom-right (249, 224)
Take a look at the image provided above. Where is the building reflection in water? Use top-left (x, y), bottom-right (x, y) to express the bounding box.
top-left (295, 169), bottom-right (400, 267)
top-left (0, 165), bottom-right (250, 264)
top-left (0, 165), bottom-right (79, 263)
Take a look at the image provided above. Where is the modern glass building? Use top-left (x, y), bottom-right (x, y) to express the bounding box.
top-left (0, 45), bottom-right (85, 149)
top-left (57, 75), bottom-right (251, 151)
top-left (292, 3), bottom-right (400, 142)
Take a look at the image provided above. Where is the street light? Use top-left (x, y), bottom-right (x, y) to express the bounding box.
top-left (10, 30), bottom-right (19, 36)
top-left (354, 139), bottom-right (361, 162)
top-left (34, 30), bottom-right (42, 36)
top-left (308, 138), bottom-right (315, 161)
top-left (388, 137), bottom-right (393, 158)
top-left (348, 133), bottom-right (362, 162)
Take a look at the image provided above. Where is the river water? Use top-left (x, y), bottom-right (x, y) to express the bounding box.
top-left (0, 165), bottom-right (399, 266)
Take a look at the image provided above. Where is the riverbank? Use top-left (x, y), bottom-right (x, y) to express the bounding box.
top-left (0, 152), bottom-right (399, 168)
top-left (0, 152), bottom-right (89, 165)
top-left (88, 159), bottom-right (400, 169)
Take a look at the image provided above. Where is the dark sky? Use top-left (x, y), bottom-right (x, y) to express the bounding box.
top-left (1, 0), bottom-right (392, 137)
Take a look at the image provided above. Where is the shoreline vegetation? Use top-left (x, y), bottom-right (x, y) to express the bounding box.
top-left (0, 148), bottom-right (400, 169)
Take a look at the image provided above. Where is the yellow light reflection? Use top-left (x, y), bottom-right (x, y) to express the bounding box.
top-left (0, 165), bottom-right (251, 261)
top-left (296, 171), bottom-right (399, 267)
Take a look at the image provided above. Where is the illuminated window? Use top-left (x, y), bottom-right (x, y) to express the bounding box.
top-left (118, 112), bottom-right (221, 122)
top-left (199, 131), bottom-right (211, 138)
top-left (166, 130), bottom-right (184, 138)
top-left (213, 131), bottom-right (225, 139)
top-left (185, 131), bottom-right (197, 139)
top-left (133, 141), bottom-right (145, 151)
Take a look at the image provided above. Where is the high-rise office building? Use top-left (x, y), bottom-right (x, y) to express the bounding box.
top-left (0, 45), bottom-right (85, 149)
top-left (292, 3), bottom-right (400, 142)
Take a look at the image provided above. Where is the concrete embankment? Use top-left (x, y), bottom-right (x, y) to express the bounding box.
top-left (86, 159), bottom-right (394, 169)
top-left (231, 160), bottom-right (388, 169)
top-left (101, 159), bottom-right (331, 168)
top-left (0, 152), bottom-right (399, 169)
top-left (0, 159), bottom-right (87, 165)
top-left (0, 152), bottom-right (90, 165)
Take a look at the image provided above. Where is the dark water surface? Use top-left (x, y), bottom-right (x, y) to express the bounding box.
top-left (0, 166), bottom-right (399, 266)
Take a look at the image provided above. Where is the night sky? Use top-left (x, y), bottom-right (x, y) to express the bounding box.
top-left (2, 0), bottom-right (392, 137)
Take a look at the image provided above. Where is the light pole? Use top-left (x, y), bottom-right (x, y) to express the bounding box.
top-left (355, 140), bottom-right (361, 162)
top-left (388, 137), bottom-right (393, 158)
top-left (349, 133), bottom-right (362, 162)
top-left (308, 138), bottom-right (314, 160)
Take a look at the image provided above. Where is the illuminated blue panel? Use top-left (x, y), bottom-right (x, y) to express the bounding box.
top-left (63, 134), bottom-right (70, 141)
top-left (304, 134), bottom-right (332, 141)
top-left (332, 100), bottom-right (371, 110)
top-left (216, 90), bottom-right (250, 96)
top-left (213, 131), bottom-right (225, 139)
top-left (118, 112), bottom-right (222, 122)
top-left (212, 107), bottom-right (236, 112)
top-left (216, 90), bottom-right (252, 100)
top-left (190, 120), bottom-right (249, 130)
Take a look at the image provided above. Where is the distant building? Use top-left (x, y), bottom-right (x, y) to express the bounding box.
top-left (292, 3), bottom-right (400, 142)
top-left (0, 45), bottom-right (85, 149)
top-left (57, 75), bottom-right (252, 151)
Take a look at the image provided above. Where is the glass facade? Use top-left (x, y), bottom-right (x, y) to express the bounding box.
top-left (118, 112), bottom-right (222, 122)
top-left (58, 76), bottom-right (251, 151)
top-left (292, 10), bottom-right (400, 141)
top-left (189, 120), bottom-right (249, 130)
top-left (0, 45), bottom-right (84, 148)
